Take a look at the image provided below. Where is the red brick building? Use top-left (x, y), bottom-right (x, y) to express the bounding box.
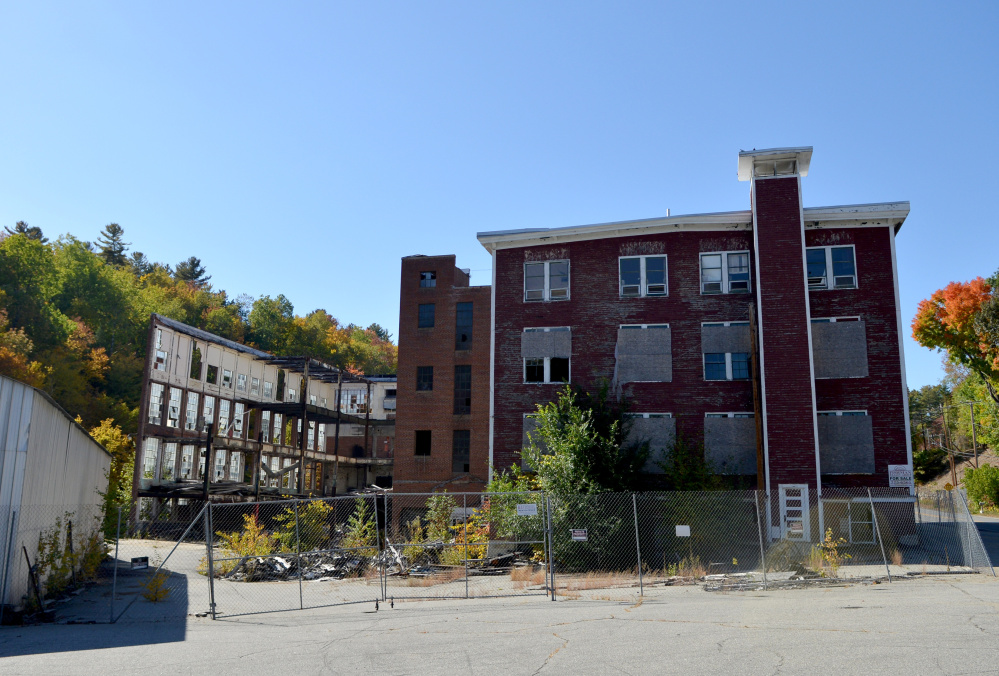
top-left (394, 256), bottom-right (491, 492)
top-left (476, 148), bottom-right (912, 518)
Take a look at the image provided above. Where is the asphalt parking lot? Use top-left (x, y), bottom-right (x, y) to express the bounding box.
top-left (2, 573), bottom-right (998, 676)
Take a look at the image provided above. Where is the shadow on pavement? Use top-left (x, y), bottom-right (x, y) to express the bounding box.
top-left (974, 517), bottom-right (999, 570)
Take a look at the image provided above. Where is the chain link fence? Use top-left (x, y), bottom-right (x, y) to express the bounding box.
top-left (1, 487), bottom-right (993, 622)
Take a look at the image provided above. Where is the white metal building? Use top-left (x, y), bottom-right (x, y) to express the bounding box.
top-left (0, 374), bottom-right (111, 612)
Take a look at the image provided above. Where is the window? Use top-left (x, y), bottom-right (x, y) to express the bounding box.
top-left (167, 388), bottom-right (181, 428)
top-left (416, 366), bottom-right (433, 391)
top-left (807, 246), bottom-right (856, 290)
top-left (185, 392), bottom-right (199, 431)
top-left (524, 357), bottom-right (570, 383)
top-left (420, 271), bottom-right (436, 288)
top-left (310, 394), bottom-right (317, 406)
top-left (206, 365), bottom-right (218, 385)
top-left (181, 445), bottom-right (195, 479)
top-left (233, 402), bottom-right (245, 437)
top-left (810, 316), bottom-right (860, 323)
top-left (415, 430), bottom-right (432, 456)
top-left (625, 412), bottom-right (673, 419)
top-left (706, 412), bottom-right (755, 418)
top-left (218, 399), bottom-right (231, 435)
top-left (190, 342), bottom-right (202, 379)
top-left (251, 377), bottom-right (260, 395)
top-left (229, 452), bottom-right (243, 482)
top-left (276, 370), bottom-right (286, 401)
top-left (263, 380), bottom-right (273, 398)
top-left (214, 449), bottom-right (227, 480)
top-left (818, 410), bottom-right (868, 417)
top-left (142, 438), bottom-right (158, 477)
top-left (155, 329), bottom-right (163, 349)
top-left (704, 353), bottom-right (750, 381)
top-left (700, 251), bottom-right (751, 294)
top-left (148, 383), bottom-right (164, 425)
top-left (236, 374), bottom-right (247, 392)
top-left (161, 443), bottom-right (176, 481)
top-left (202, 395), bottom-right (215, 432)
top-left (261, 411), bottom-right (271, 443)
top-left (287, 388), bottom-right (295, 403)
top-left (154, 350), bottom-right (168, 371)
top-left (273, 413), bottom-right (283, 445)
top-left (454, 365), bottom-right (471, 414)
top-left (455, 302), bottom-right (472, 350)
top-left (619, 255), bottom-right (667, 297)
top-left (418, 303), bottom-right (435, 328)
top-left (222, 369), bottom-right (233, 389)
top-left (386, 389), bottom-right (397, 397)
top-left (452, 430), bottom-right (470, 473)
top-left (524, 260), bottom-right (569, 301)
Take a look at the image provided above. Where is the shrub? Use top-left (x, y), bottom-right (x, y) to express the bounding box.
top-left (342, 498), bottom-right (377, 556)
top-left (965, 464), bottom-right (999, 508)
top-left (913, 447), bottom-right (949, 483)
top-left (273, 499), bottom-right (334, 551)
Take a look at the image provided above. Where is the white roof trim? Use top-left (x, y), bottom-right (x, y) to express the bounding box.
top-left (477, 201), bottom-right (909, 251)
top-left (738, 146), bottom-right (813, 180)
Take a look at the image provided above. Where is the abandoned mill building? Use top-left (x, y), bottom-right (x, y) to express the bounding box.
top-left (395, 147), bottom-right (914, 539)
top-left (133, 314), bottom-right (395, 514)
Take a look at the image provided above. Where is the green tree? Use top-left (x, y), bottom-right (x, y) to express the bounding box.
top-left (174, 256), bottom-right (211, 286)
top-left (128, 251), bottom-right (153, 276)
top-left (248, 294), bottom-right (295, 353)
top-left (655, 433), bottom-right (724, 491)
top-left (4, 221), bottom-right (47, 243)
top-left (908, 383), bottom-right (951, 451)
top-left (90, 418), bottom-right (135, 537)
top-left (521, 384), bottom-right (647, 496)
top-left (96, 223), bottom-right (130, 266)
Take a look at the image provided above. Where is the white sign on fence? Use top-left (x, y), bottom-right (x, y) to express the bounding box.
top-left (571, 529), bottom-right (588, 541)
top-left (675, 525), bottom-right (691, 537)
top-left (516, 503), bottom-right (538, 516)
top-left (888, 464), bottom-right (914, 488)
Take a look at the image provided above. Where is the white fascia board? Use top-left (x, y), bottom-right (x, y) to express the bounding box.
top-left (804, 202), bottom-right (910, 224)
top-left (738, 147), bottom-right (813, 180)
top-left (476, 210), bottom-right (753, 252)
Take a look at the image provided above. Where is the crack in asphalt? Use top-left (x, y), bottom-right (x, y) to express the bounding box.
top-left (531, 633), bottom-right (568, 676)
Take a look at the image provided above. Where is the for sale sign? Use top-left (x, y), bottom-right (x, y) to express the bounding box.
top-left (888, 464), bottom-right (913, 488)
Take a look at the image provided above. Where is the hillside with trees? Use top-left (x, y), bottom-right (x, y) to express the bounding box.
top-left (0, 223), bottom-right (397, 436)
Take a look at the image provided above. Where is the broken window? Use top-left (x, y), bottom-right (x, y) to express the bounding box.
top-left (148, 383), bottom-right (164, 425)
top-left (251, 377), bottom-right (260, 395)
top-left (524, 260), bottom-right (569, 301)
top-left (310, 394), bottom-right (317, 405)
top-left (287, 388), bottom-right (296, 402)
top-left (307, 421), bottom-right (315, 449)
top-left (455, 302), bottom-right (472, 350)
top-left (261, 411), bottom-right (271, 443)
top-left (180, 445), bottom-right (195, 479)
top-left (142, 438), bottom-right (158, 478)
top-left (237, 373), bottom-right (247, 392)
top-left (167, 388), bottom-right (182, 428)
top-left (202, 395), bottom-right (215, 432)
top-left (218, 399), bottom-right (231, 435)
top-left (700, 251), bottom-right (751, 294)
top-left (185, 392), bottom-right (199, 431)
top-left (807, 245), bottom-right (857, 290)
top-left (454, 365), bottom-right (471, 414)
top-left (222, 369), bottom-right (233, 389)
top-left (156, 328), bottom-right (163, 349)
top-left (264, 380), bottom-right (273, 398)
top-left (415, 430), bottom-right (432, 456)
top-left (317, 423), bottom-right (325, 451)
top-left (189, 342), bottom-right (202, 379)
top-left (416, 366), bottom-right (433, 391)
top-left (418, 303), bottom-right (435, 328)
top-left (273, 413), bottom-right (283, 445)
top-left (229, 452), bottom-right (243, 482)
top-left (233, 402), bottom-right (245, 437)
top-left (524, 357), bottom-right (569, 383)
top-left (154, 350), bottom-right (168, 371)
top-left (160, 443), bottom-right (177, 481)
top-left (276, 370), bottom-right (285, 401)
top-left (522, 327), bottom-right (571, 383)
top-left (452, 430), bottom-right (470, 473)
top-left (214, 449), bottom-right (227, 480)
top-left (206, 365), bottom-right (218, 385)
top-left (619, 255), bottom-right (667, 297)
top-left (420, 271), bottom-right (437, 288)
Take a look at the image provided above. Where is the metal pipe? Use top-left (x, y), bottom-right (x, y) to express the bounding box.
top-left (110, 506), bottom-right (121, 623)
top-left (463, 494), bottom-right (469, 600)
top-left (206, 503), bottom-right (217, 617)
top-left (754, 491), bottom-right (767, 591)
top-left (868, 488), bottom-right (891, 582)
top-left (295, 500), bottom-right (303, 609)
top-left (632, 493), bottom-right (643, 596)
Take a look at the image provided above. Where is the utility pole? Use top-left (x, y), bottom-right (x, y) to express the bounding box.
top-left (967, 401), bottom-right (979, 468)
top-left (942, 407), bottom-right (958, 487)
top-left (748, 303), bottom-right (765, 489)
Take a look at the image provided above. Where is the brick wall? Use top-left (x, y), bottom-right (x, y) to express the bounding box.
top-left (395, 255), bottom-right (491, 492)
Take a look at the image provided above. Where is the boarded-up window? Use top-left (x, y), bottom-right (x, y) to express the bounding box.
top-left (704, 415), bottom-right (757, 475)
top-left (818, 413), bottom-right (875, 474)
top-left (616, 325), bottom-right (671, 383)
top-left (624, 414), bottom-right (675, 473)
top-left (811, 320), bottom-right (868, 379)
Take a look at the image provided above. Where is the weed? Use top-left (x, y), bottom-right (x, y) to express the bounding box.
top-left (813, 528), bottom-right (851, 576)
top-left (891, 549), bottom-right (903, 567)
top-left (142, 562), bottom-right (170, 602)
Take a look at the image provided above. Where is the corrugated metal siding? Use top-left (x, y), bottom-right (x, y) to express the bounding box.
top-left (0, 375), bottom-right (111, 607)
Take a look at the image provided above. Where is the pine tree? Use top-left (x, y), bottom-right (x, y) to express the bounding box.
top-left (4, 221), bottom-right (48, 243)
top-left (129, 251), bottom-right (153, 276)
top-left (96, 223), bottom-right (130, 266)
top-left (174, 256), bottom-right (211, 286)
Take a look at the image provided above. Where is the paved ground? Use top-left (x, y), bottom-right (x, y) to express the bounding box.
top-left (973, 514), bottom-right (999, 569)
top-left (2, 574), bottom-right (998, 675)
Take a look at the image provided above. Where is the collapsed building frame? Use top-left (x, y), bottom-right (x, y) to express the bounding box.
top-left (132, 314), bottom-right (394, 514)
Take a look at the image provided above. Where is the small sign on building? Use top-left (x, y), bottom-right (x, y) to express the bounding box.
top-left (675, 525), bottom-right (691, 537)
top-left (570, 529), bottom-right (588, 541)
top-left (131, 556), bottom-right (149, 571)
top-left (888, 464), bottom-right (914, 488)
top-left (516, 503), bottom-right (538, 517)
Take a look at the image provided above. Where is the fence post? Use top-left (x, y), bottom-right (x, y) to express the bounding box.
top-left (463, 494), bottom-right (469, 599)
top-left (382, 492), bottom-right (389, 600)
top-left (631, 493), bottom-right (643, 597)
top-left (295, 500), bottom-right (303, 610)
top-left (110, 505), bottom-right (122, 623)
top-left (754, 491), bottom-right (767, 591)
top-left (867, 489), bottom-right (891, 582)
top-left (546, 494), bottom-right (556, 601)
top-left (205, 503), bottom-right (217, 618)
top-left (372, 495), bottom-right (384, 601)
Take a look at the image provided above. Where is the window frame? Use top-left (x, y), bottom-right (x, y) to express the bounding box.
top-left (806, 245), bottom-right (857, 291)
top-left (451, 429), bottom-right (471, 473)
top-left (523, 356), bottom-right (570, 384)
top-left (454, 364), bottom-right (472, 414)
top-left (418, 303), bottom-right (435, 329)
top-left (414, 430), bottom-right (432, 456)
top-left (810, 316), bottom-right (861, 323)
top-left (419, 271), bottom-right (437, 288)
top-left (705, 412), bottom-right (755, 418)
top-left (817, 410), bottom-right (868, 417)
top-left (416, 366), bottom-right (434, 391)
top-left (703, 352), bottom-right (751, 381)
top-left (700, 250), bottom-right (752, 295)
top-left (624, 412), bottom-right (673, 419)
top-left (618, 255), bottom-right (668, 298)
top-left (524, 260), bottom-right (570, 302)
top-left (455, 301), bottom-right (473, 350)
top-left (221, 368), bottom-right (233, 389)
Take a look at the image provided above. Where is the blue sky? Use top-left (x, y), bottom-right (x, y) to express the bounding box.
top-left (2, 2), bottom-right (996, 389)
